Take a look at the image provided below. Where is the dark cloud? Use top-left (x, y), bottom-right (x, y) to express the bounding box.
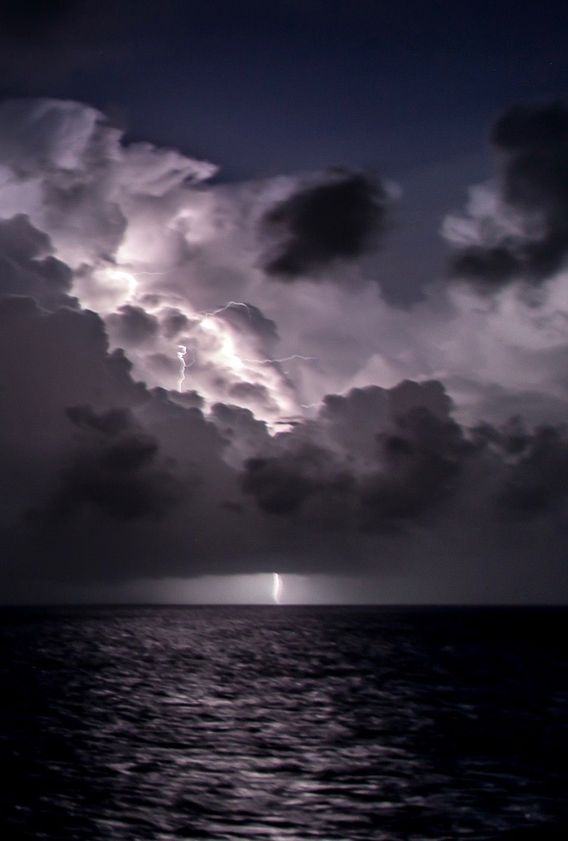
top-left (240, 385), bottom-right (473, 532)
top-left (450, 101), bottom-right (568, 289)
top-left (65, 404), bottom-right (132, 437)
top-left (451, 245), bottom-right (521, 289)
top-left (209, 401), bottom-right (271, 463)
top-left (0, 214), bottom-right (75, 309)
top-left (260, 171), bottom-right (391, 279)
top-left (242, 453), bottom-right (320, 515)
top-left (227, 382), bottom-right (278, 413)
top-left (161, 308), bottom-right (190, 339)
top-left (360, 407), bottom-right (473, 530)
top-left (238, 381), bottom-right (568, 575)
top-left (240, 441), bottom-right (353, 517)
top-left (482, 420), bottom-right (568, 518)
top-left (168, 389), bottom-right (205, 410)
top-left (0, 283), bottom-right (251, 583)
top-left (317, 381), bottom-right (452, 464)
top-left (39, 405), bottom-right (183, 522)
top-left (107, 305), bottom-right (160, 346)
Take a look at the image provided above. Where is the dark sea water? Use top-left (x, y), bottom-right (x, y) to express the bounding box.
top-left (0, 606), bottom-right (567, 841)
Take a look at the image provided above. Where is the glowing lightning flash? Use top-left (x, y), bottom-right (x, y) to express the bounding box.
top-left (173, 302), bottom-right (250, 389)
top-left (272, 572), bottom-right (282, 604)
top-left (171, 300), bottom-right (315, 412)
top-left (176, 345), bottom-right (188, 392)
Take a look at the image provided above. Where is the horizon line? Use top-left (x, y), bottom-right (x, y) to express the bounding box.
top-left (0, 602), bottom-right (567, 609)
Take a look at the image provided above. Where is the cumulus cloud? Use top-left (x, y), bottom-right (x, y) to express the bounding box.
top-left (1, 96), bottom-right (568, 601)
top-left (240, 382), bottom-right (472, 530)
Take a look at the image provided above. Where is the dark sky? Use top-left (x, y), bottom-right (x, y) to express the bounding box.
top-left (1, 0), bottom-right (566, 178)
top-left (1, 1), bottom-right (568, 603)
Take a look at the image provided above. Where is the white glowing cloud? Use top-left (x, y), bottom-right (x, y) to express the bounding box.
top-left (2, 96), bottom-right (568, 437)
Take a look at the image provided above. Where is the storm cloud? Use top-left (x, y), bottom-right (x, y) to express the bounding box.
top-left (1, 97), bottom-right (568, 601)
top-left (240, 382), bottom-right (473, 530)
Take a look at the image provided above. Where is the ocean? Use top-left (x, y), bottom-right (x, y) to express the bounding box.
top-left (0, 606), bottom-right (566, 840)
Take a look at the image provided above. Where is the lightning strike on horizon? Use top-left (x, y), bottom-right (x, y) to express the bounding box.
top-left (272, 572), bottom-right (282, 604)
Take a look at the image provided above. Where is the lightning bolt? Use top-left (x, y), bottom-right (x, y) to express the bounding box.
top-left (206, 301), bottom-right (252, 320)
top-left (176, 345), bottom-right (188, 392)
top-left (98, 270), bottom-right (317, 422)
top-left (272, 572), bottom-right (282, 604)
top-left (162, 298), bottom-right (312, 410)
top-left (172, 302), bottom-right (250, 391)
top-left (242, 354), bottom-right (317, 365)
top-left (178, 301), bottom-right (314, 381)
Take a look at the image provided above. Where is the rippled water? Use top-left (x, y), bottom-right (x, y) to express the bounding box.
top-left (0, 606), bottom-right (566, 840)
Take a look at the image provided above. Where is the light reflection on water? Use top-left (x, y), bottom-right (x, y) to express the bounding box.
top-left (0, 606), bottom-right (566, 840)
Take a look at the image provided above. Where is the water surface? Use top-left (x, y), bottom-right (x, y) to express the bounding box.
top-left (0, 606), bottom-right (566, 839)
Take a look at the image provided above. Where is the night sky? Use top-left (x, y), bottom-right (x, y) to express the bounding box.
top-left (1, 0), bottom-right (568, 602)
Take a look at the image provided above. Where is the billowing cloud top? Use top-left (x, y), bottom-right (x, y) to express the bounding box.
top-left (1, 98), bottom-right (568, 602)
